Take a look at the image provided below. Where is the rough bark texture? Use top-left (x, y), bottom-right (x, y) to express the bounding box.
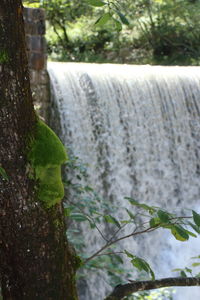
top-left (105, 277), bottom-right (200, 300)
top-left (0, 1), bottom-right (78, 299)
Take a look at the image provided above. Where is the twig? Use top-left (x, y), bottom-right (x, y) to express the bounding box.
top-left (83, 225), bottom-right (158, 265)
top-left (108, 223), bottom-right (127, 243)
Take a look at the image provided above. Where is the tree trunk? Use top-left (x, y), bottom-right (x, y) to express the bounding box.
top-left (0, 1), bottom-right (78, 299)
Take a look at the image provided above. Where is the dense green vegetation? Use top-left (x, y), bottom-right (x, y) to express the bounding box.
top-left (24, 0), bottom-right (200, 65)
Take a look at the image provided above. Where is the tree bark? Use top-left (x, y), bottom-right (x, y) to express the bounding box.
top-left (0, 1), bottom-right (78, 299)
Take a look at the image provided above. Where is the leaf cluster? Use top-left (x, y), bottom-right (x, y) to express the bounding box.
top-left (64, 155), bottom-right (200, 283)
top-left (24, 0), bottom-right (200, 64)
top-left (125, 250), bottom-right (155, 280)
top-left (85, 0), bottom-right (129, 31)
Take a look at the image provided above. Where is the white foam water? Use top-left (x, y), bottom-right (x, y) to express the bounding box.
top-left (48, 62), bottom-right (200, 300)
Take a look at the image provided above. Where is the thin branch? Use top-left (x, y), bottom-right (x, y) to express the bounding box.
top-left (83, 214), bottom-right (193, 265)
top-left (108, 223), bottom-right (128, 243)
top-left (93, 223), bottom-right (109, 242)
top-left (106, 211), bottom-right (143, 244)
top-left (109, 226), bottom-right (158, 245)
top-left (104, 277), bottom-right (200, 300)
top-left (83, 225), bottom-right (157, 265)
top-left (52, 24), bottom-right (66, 49)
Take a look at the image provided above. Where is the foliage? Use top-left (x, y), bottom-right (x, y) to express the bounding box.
top-left (85, 0), bottom-right (129, 29)
top-left (23, 0), bottom-right (200, 65)
top-left (88, 0), bottom-right (200, 64)
top-left (23, 1), bottom-right (40, 8)
top-left (130, 0), bottom-right (200, 64)
top-left (63, 154), bottom-right (200, 293)
top-left (23, 0), bottom-right (132, 62)
top-left (63, 155), bottom-right (127, 285)
top-left (24, 0), bottom-right (103, 62)
top-left (46, 17), bottom-right (117, 62)
top-left (28, 119), bottom-right (67, 207)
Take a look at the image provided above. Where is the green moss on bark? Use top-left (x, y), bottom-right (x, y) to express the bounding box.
top-left (0, 49), bottom-right (9, 63)
top-left (28, 119), bottom-right (68, 208)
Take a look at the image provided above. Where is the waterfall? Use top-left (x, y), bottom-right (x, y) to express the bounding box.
top-left (48, 62), bottom-right (200, 300)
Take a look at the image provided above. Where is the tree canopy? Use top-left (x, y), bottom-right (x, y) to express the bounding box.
top-left (23, 0), bottom-right (200, 64)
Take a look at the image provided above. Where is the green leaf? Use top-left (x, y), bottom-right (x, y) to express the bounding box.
top-left (113, 254), bottom-right (123, 264)
top-left (192, 262), bottom-right (200, 267)
top-left (188, 222), bottom-right (200, 234)
top-left (185, 267), bottom-right (192, 274)
top-left (131, 257), bottom-right (149, 272)
top-left (93, 211), bottom-right (103, 216)
top-left (120, 220), bottom-right (133, 224)
top-left (0, 166), bottom-right (9, 181)
top-left (104, 215), bottom-right (121, 228)
top-left (114, 19), bottom-right (122, 31)
top-left (171, 225), bottom-right (189, 241)
top-left (64, 206), bottom-right (74, 217)
top-left (85, 0), bottom-right (105, 7)
top-left (180, 270), bottom-right (187, 277)
top-left (125, 198), bottom-right (141, 207)
top-left (95, 13), bottom-right (112, 26)
top-left (124, 250), bottom-right (134, 258)
top-left (126, 197), bottom-right (156, 214)
top-left (84, 185), bottom-right (94, 192)
top-left (116, 11), bottom-right (129, 25)
top-left (149, 268), bottom-right (155, 280)
top-left (192, 210), bottom-right (200, 227)
top-left (157, 210), bottom-right (170, 223)
top-left (149, 217), bottom-right (160, 228)
top-left (161, 223), bottom-right (174, 229)
top-left (125, 208), bottom-right (135, 219)
top-left (70, 213), bottom-right (89, 222)
top-left (124, 251), bottom-right (154, 280)
top-left (131, 257), bottom-right (155, 280)
top-left (184, 229), bottom-right (197, 238)
top-left (172, 268), bottom-right (183, 272)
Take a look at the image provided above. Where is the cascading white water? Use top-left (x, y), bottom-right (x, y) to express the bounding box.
top-left (48, 62), bottom-right (200, 300)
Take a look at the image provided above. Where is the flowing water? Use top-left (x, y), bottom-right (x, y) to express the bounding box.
top-left (48, 62), bottom-right (200, 300)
